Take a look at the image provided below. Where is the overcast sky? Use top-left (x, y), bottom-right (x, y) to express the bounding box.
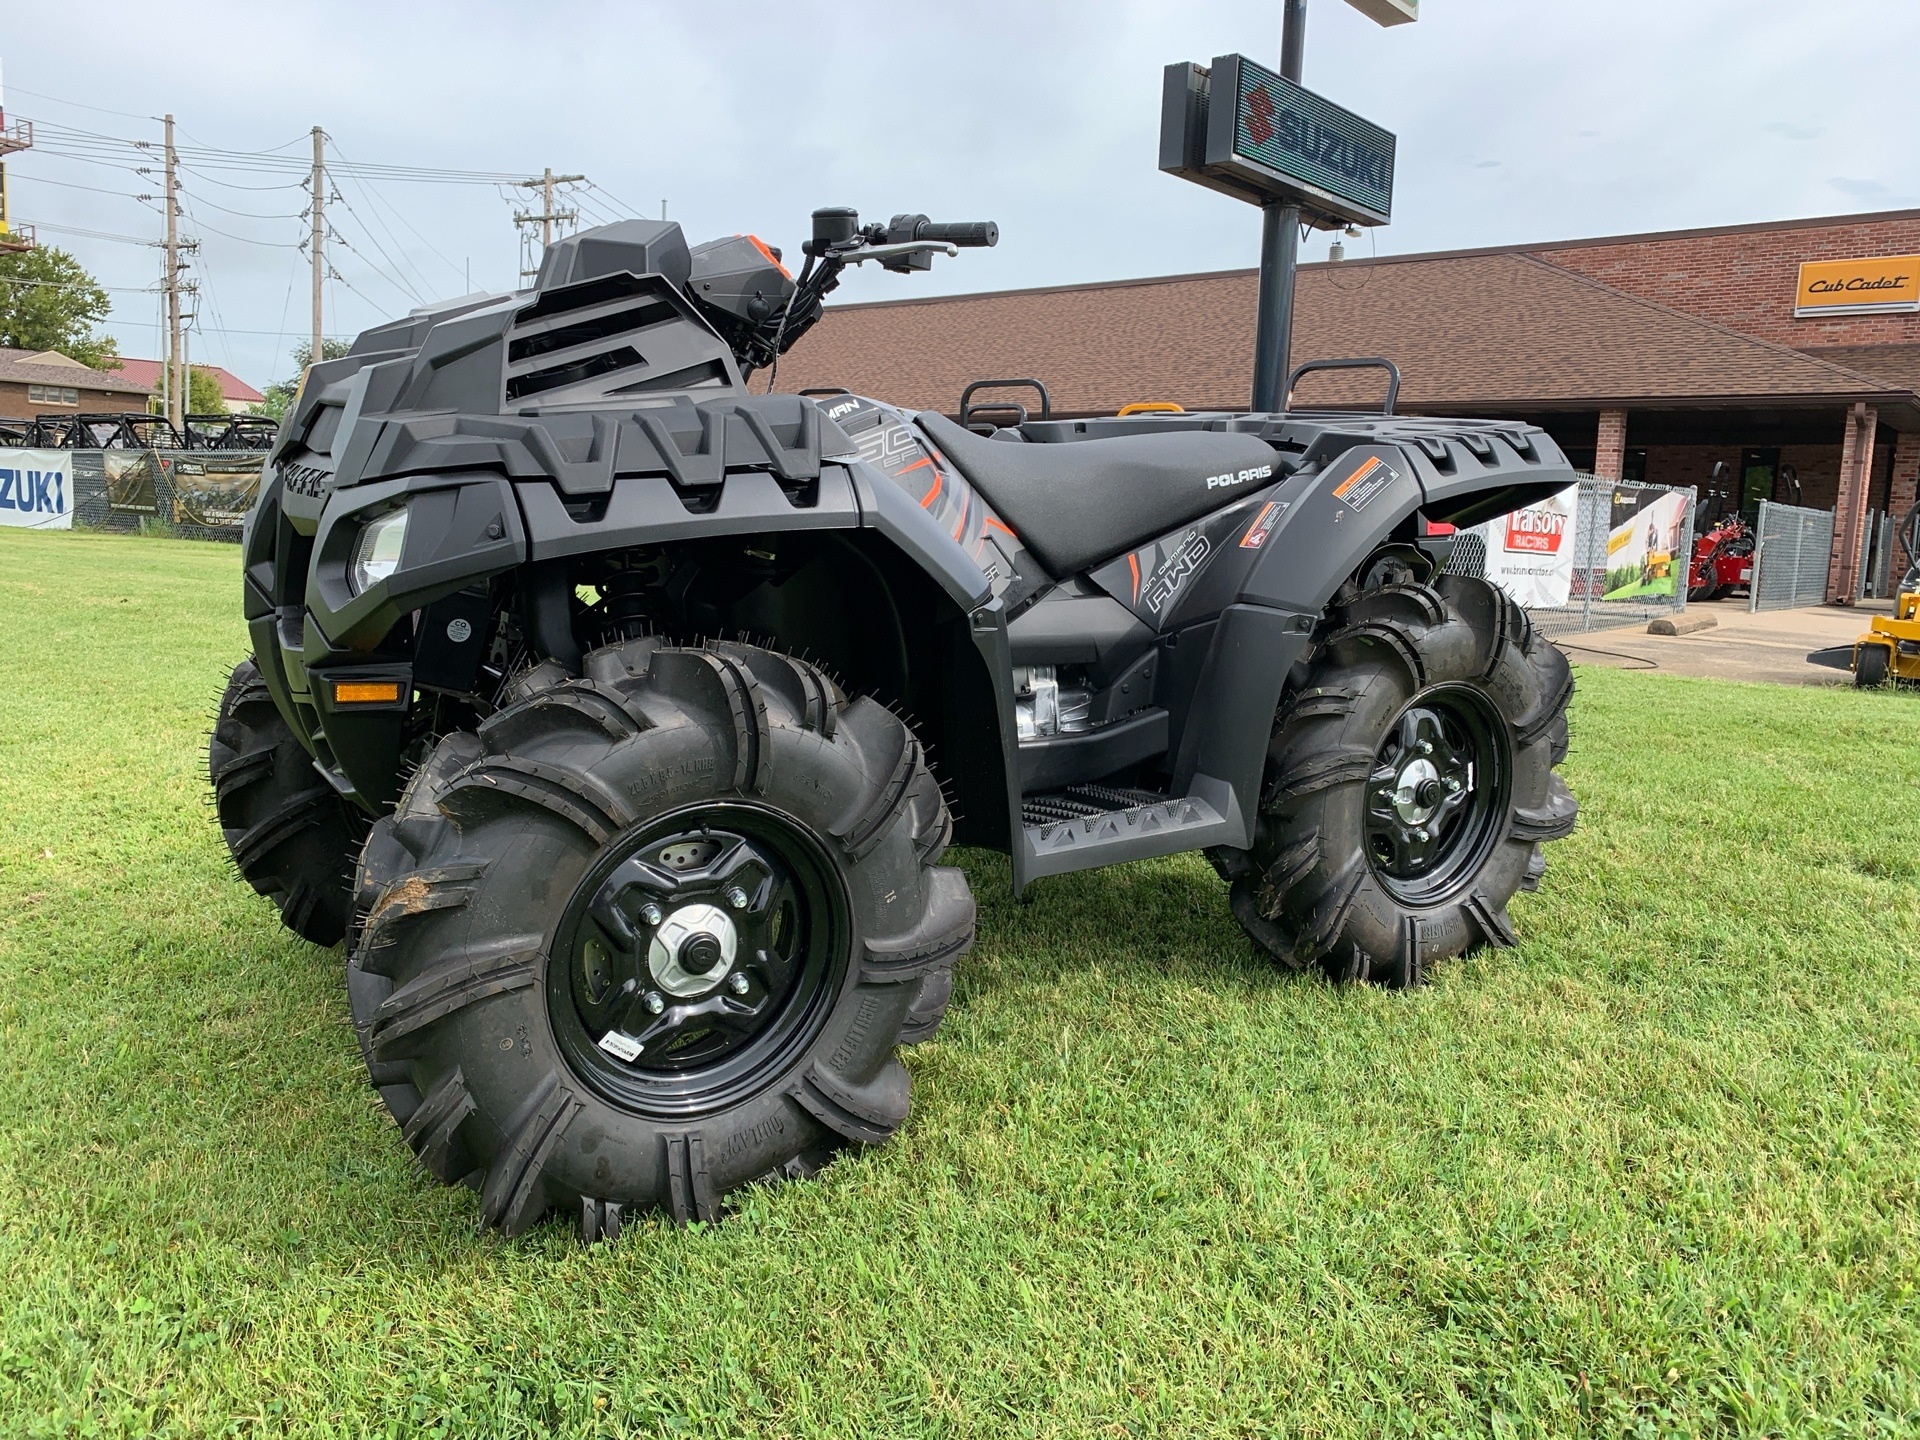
top-left (6, 0), bottom-right (1917, 391)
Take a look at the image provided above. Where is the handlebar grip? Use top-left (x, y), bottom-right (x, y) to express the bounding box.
top-left (918, 220), bottom-right (998, 248)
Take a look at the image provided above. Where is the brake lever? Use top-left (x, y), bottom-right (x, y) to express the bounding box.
top-left (834, 240), bottom-right (959, 267)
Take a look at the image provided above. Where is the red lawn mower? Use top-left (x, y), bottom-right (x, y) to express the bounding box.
top-left (1687, 460), bottom-right (1795, 602)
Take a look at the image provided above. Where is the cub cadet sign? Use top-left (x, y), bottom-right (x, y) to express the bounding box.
top-left (1795, 255), bottom-right (1920, 317)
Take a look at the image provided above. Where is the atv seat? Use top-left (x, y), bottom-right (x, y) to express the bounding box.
top-left (917, 412), bottom-right (1280, 576)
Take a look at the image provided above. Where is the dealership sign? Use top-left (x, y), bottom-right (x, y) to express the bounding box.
top-left (1467, 486), bottom-right (1577, 609)
top-left (0, 449), bottom-right (72, 530)
top-left (1795, 255), bottom-right (1920, 317)
top-left (1160, 55), bottom-right (1395, 226)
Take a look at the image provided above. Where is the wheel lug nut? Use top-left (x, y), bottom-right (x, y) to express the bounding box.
top-left (727, 973), bottom-right (749, 995)
top-left (640, 903), bottom-right (663, 926)
top-left (1418, 741), bottom-right (1433, 755)
top-left (644, 991), bottom-right (665, 1015)
top-left (724, 885), bottom-right (749, 910)
top-left (1447, 777), bottom-right (1463, 793)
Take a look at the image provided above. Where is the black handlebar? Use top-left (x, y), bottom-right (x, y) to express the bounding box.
top-left (887, 213), bottom-right (998, 248)
top-left (915, 220), bottom-right (999, 248)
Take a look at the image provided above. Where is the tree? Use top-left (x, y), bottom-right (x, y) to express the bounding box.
top-left (0, 245), bottom-right (120, 370)
top-left (260, 337), bottom-right (351, 420)
top-left (151, 364), bottom-right (228, 416)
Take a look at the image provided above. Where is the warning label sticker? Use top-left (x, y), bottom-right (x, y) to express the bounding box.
top-left (1331, 454), bottom-right (1397, 512)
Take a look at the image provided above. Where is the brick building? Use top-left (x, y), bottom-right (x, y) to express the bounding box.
top-left (0, 347), bottom-right (151, 419)
top-left (776, 208), bottom-right (1920, 604)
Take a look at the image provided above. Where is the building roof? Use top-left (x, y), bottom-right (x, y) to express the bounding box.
top-left (0, 347), bottom-right (151, 396)
top-left (1800, 345), bottom-right (1920, 395)
top-left (772, 249), bottom-right (1920, 423)
top-left (113, 358), bottom-right (265, 406)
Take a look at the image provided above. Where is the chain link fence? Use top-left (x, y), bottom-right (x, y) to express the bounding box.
top-left (1748, 500), bottom-right (1834, 612)
top-left (69, 448), bottom-right (263, 542)
top-left (1445, 475), bottom-right (1695, 641)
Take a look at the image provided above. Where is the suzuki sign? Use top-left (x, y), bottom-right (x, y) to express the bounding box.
top-left (0, 449), bottom-right (72, 530)
top-left (1160, 54), bottom-right (1396, 227)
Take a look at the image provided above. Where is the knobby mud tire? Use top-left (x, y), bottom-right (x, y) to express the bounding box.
top-left (1223, 576), bottom-right (1577, 987)
top-left (208, 657), bottom-right (367, 947)
top-left (345, 638), bottom-right (969, 1237)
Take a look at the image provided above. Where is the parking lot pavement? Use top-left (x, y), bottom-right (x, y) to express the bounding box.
top-left (1553, 598), bottom-right (1897, 686)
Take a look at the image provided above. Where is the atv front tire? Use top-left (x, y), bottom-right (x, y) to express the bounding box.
top-left (346, 639), bottom-right (969, 1236)
top-left (209, 658), bottom-right (367, 946)
top-left (1224, 576), bottom-right (1576, 986)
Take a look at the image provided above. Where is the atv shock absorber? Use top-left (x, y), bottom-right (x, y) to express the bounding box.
top-left (591, 552), bottom-right (670, 643)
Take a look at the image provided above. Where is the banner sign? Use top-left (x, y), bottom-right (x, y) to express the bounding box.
top-left (1795, 255), bottom-right (1920, 317)
top-left (164, 452), bottom-right (265, 529)
top-left (1602, 487), bottom-right (1688, 600)
top-left (1160, 55), bottom-right (1396, 226)
top-left (0, 448), bottom-right (73, 530)
top-left (1469, 485), bottom-right (1577, 608)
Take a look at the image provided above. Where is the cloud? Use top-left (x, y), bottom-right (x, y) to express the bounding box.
top-left (1765, 122), bottom-right (1822, 141)
top-left (1828, 177), bottom-right (1890, 196)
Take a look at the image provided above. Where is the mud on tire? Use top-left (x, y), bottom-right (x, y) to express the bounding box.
top-left (209, 658), bottom-right (367, 947)
top-left (345, 638), bottom-right (970, 1237)
top-left (1222, 575), bottom-right (1576, 986)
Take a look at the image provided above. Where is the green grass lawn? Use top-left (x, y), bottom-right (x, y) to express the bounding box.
top-left (1, 526), bottom-right (1917, 1438)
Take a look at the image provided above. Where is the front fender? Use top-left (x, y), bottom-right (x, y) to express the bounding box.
top-left (1181, 435), bottom-right (1577, 845)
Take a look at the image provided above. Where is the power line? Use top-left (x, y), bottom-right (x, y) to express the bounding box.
top-left (4, 84), bottom-right (158, 123)
top-left (326, 135), bottom-right (468, 288)
top-left (0, 275), bottom-right (158, 294)
top-left (11, 172), bottom-right (149, 200)
top-left (31, 221), bottom-right (157, 246)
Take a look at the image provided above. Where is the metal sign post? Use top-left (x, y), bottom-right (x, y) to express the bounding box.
top-left (1160, 0), bottom-right (1408, 412)
top-left (1254, 1), bottom-right (1308, 413)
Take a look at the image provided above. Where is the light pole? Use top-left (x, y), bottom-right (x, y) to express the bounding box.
top-left (1250, 0), bottom-right (1309, 413)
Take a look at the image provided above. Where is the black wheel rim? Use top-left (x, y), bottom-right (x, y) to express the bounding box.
top-left (548, 802), bottom-right (850, 1118)
top-left (1363, 684), bottom-right (1512, 906)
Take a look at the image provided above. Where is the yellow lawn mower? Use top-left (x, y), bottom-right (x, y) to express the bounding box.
top-left (1812, 503), bottom-right (1920, 687)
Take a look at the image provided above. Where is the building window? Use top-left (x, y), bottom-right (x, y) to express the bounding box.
top-left (28, 384), bottom-right (81, 407)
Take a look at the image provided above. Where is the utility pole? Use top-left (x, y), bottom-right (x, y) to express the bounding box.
top-left (163, 113), bottom-right (183, 431)
top-left (310, 126), bottom-right (325, 369)
top-left (1250, 0), bottom-right (1308, 414)
top-left (513, 168), bottom-right (584, 283)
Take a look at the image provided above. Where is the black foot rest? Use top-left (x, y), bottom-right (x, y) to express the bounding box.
top-left (1021, 784), bottom-right (1167, 828)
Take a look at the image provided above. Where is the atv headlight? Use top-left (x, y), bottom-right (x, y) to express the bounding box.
top-left (349, 507), bottom-right (409, 595)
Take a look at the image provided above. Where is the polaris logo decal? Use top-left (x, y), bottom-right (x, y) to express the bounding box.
top-left (1142, 530), bottom-right (1211, 614)
top-left (278, 461), bottom-right (333, 499)
top-left (1206, 463), bottom-right (1273, 490)
top-left (1331, 454), bottom-right (1396, 512)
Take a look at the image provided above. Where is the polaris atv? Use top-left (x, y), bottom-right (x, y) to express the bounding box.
top-left (211, 209), bottom-right (1578, 1238)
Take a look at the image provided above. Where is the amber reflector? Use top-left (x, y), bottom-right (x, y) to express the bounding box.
top-left (334, 680), bottom-right (402, 704)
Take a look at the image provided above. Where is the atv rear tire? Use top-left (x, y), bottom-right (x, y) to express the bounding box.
top-left (209, 658), bottom-right (367, 947)
top-left (346, 638), bottom-right (970, 1236)
top-left (1224, 576), bottom-right (1576, 987)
